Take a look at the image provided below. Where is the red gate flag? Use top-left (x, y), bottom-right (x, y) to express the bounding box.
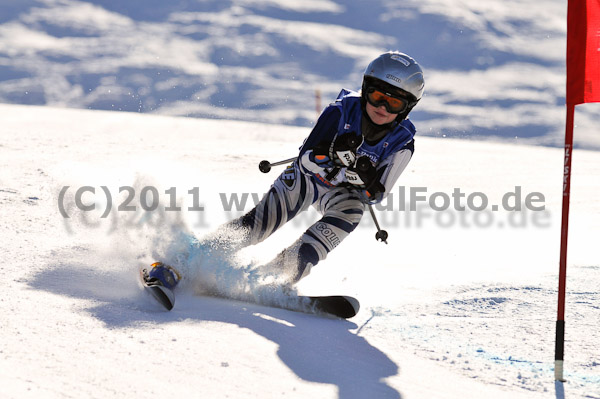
top-left (567, 0), bottom-right (600, 104)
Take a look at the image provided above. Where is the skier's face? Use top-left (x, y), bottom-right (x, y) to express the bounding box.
top-left (365, 102), bottom-right (397, 125)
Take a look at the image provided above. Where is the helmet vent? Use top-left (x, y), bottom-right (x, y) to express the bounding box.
top-left (390, 54), bottom-right (410, 66)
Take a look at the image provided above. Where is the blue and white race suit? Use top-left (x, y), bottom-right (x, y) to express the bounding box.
top-left (229, 89), bottom-right (416, 282)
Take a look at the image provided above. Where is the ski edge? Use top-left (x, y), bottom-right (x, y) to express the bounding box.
top-left (146, 284), bottom-right (175, 311)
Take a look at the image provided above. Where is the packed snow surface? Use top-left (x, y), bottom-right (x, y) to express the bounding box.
top-left (1, 0), bottom-right (600, 148)
top-left (1, 104), bottom-right (598, 398)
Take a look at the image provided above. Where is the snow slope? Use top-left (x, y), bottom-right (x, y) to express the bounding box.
top-left (1, 104), bottom-right (598, 398)
top-left (1, 0), bottom-right (599, 149)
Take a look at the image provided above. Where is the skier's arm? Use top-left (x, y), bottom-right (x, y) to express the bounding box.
top-left (377, 142), bottom-right (414, 197)
top-left (298, 105), bottom-right (364, 176)
top-left (348, 140), bottom-right (414, 204)
top-left (299, 106), bottom-right (341, 158)
top-left (298, 106), bottom-right (340, 173)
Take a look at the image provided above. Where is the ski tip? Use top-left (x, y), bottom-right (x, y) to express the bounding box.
top-left (309, 295), bottom-right (360, 319)
top-left (345, 296), bottom-right (360, 316)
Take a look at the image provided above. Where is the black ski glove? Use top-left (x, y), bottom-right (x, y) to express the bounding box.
top-left (345, 156), bottom-right (385, 199)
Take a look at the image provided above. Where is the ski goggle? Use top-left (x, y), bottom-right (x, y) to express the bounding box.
top-left (365, 86), bottom-right (408, 114)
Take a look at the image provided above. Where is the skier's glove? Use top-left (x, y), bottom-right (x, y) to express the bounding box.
top-left (311, 133), bottom-right (363, 169)
top-left (331, 133), bottom-right (363, 167)
top-left (308, 150), bottom-right (335, 168)
top-left (345, 156), bottom-right (385, 199)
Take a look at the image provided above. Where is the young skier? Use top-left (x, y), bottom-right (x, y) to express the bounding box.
top-left (146, 51), bottom-right (425, 292)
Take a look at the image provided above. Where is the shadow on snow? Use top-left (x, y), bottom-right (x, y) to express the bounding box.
top-left (29, 253), bottom-right (402, 399)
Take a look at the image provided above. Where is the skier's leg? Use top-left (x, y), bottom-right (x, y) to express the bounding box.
top-left (235, 163), bottom-right (316, 245)
top-left (192, 162), bottom-right (316, 255)
top-left (261, 187), bottom-right (364, 283)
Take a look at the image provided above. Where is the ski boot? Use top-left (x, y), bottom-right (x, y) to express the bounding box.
top-left (142, 262), bottom-right (181, 290)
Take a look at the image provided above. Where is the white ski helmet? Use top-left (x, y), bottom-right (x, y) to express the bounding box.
top-left (362, 51), bottom-right (424, 120)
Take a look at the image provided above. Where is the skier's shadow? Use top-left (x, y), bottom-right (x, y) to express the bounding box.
top-left (29, 260), bottom-right (402, 399)
top-left (177, 294), bottom-right (402, 399)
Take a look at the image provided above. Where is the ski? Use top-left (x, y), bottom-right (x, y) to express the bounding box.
top-left (139, 264), bottom-right (359, 318)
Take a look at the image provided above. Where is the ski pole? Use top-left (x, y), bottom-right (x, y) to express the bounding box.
top-left (368, 204), bottom-right (388, 244)
top-left (259, 136), bottom-right (361, 173)
top-left (355, 156), bottom-right (389, 244)
top-left (259, 157), bottom-right (298, 173)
